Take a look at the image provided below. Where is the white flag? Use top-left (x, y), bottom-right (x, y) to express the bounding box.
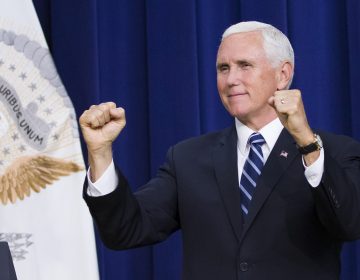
top-left (0, 1), bottom-right (99, 279)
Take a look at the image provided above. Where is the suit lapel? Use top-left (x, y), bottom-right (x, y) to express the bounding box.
top-left (240, 129), bottom-right (300, 241)
top-left (212, 126), bottom-right (243, 242)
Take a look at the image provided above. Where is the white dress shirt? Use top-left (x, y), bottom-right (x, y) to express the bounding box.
top-left (88, 118), bottom-right (324, 196)
top-left (236, 118), bottom-right (324, 188)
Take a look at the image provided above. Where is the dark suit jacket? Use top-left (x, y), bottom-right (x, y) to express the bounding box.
top-left (84, 126), bottom-right (360, 280)
top-left (0, 242), bottom-right (17, 280)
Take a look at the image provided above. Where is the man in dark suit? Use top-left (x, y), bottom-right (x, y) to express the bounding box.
top-left (79, 21), bottom-right (360, 280)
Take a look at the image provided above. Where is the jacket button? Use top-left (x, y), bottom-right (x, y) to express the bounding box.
top-left (240, 262), bottom-right (249, 272)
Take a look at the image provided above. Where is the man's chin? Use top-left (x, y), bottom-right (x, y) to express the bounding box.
top-left (230, 110), bottom-right (250, 120)
top-left (232, 111), bottom-right (251, 123)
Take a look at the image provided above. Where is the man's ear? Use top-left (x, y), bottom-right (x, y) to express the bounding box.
top-left (276, 61), bottom-right (293, 90)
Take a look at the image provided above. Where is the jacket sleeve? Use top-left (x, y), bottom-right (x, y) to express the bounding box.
top-left (312, 133), bottom-right (360, 241)
top-left (83, 146), bottom-right (180, 250)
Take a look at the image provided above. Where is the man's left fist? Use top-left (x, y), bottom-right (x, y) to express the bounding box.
top-left (268, 89), bottom-right (313, 147)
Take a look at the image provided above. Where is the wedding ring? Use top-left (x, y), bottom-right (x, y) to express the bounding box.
top-left (280, 98), bottom-right (285, 104)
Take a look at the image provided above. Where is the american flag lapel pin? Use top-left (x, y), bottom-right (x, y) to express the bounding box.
top-left (280, 150), bottom-right (288, 158)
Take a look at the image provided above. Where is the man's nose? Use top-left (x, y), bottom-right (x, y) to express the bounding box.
top-left (226, 67), bottom-right (242, 86)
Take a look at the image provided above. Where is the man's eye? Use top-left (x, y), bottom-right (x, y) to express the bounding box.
top-left (218, 65), bottom-right (229, 72)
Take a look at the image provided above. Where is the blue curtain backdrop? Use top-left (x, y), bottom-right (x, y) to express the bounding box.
top-left (32, 0), bottom-right (360, 279)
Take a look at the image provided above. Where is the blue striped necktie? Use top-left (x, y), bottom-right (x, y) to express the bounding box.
top-left (240, 132), bottom-right (266, 215)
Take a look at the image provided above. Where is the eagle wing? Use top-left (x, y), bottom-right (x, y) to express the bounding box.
top-left (0, 155), bottom-right (83, 205)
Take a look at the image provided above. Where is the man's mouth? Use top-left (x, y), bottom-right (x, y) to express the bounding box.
top-left (228, 92), bottom-right (248, 98)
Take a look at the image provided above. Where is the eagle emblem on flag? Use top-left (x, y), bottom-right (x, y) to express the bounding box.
top-left (0, 28), bottom-right (84, 205)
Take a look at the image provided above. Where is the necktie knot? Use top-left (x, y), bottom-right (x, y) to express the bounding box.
top-left (248, 132), bottom-right (265, 146)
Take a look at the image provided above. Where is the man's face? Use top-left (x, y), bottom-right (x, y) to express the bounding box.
top-left (216, 31), bottom-right (280, 128)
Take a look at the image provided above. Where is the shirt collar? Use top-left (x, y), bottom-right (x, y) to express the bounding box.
top-left (235, 118), bottom-right (284, 154)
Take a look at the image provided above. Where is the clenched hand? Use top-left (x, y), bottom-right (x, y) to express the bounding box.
top-left (79, 102), bottom-right (126, 181)
top-left (268, 90), bottom-right (320, 165)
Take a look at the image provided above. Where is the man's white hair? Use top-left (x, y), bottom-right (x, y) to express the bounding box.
top-left (222, 21), bottom-right (294, 88)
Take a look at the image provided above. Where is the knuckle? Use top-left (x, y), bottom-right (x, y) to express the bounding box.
top-left (107, 101), bottom-right (116, 107)
top-left (293, 89), bottom-right (301, 96)
top-left (98, 104), bottom-right (108, 111)
top-left (80, 110), bottom-right (91, 122)
top-left (88, 115), bottom-right (97, 123)
top-left (91, 111), bottom-right (101, 119)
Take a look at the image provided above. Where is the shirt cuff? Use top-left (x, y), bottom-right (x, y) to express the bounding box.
top-left (86, 160), bottom-right (118, 197)
top-left (303, 148), bottom-right (324, 188)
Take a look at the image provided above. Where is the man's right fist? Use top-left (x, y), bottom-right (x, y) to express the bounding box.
top-left (79, 102), bottom-right (126, 154)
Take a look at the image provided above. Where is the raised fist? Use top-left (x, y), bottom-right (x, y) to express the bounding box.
top-left (79, 102), bottom-right (126, 153)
